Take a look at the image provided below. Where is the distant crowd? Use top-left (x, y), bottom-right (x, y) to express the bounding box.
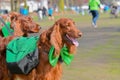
top-left (36, 6), bottom-right (54, 20)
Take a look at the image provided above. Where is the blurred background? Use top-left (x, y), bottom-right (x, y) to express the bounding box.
top-left (1, 0), bottom-right (119, 26)
top-left (0, 0), bottom-right (120, 15)
top-left (0, 0), bottom-right (120, 80)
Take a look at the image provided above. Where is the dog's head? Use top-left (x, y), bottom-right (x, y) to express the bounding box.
top-left (50, 18), bottom-right (82, 56)
top-left (22, 16), bottom-right (41, 33)
top-left (10, 16), bottom-right (41, 36)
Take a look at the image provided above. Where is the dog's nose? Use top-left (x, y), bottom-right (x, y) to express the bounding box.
top-left (39, 26), bottom-right (41, 30)
top-left (78, 32), bottom-right (82, 37)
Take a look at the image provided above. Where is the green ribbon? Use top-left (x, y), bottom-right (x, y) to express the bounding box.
top-left (49, 46), bottom-right (74, 67)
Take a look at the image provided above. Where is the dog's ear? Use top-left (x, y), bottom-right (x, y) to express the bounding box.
top-left (13, 20), bottom-right (24, 36)
top-left (21, 19), bottom-right (28, 31)
top-left (9, 13), bottom-right (18, 21)
top-left (37, 31), bottom-right (46, 48)
top-left (40, 31), bottom-right (47, 43)
top-left (50, 23), bottom-right (62, 57)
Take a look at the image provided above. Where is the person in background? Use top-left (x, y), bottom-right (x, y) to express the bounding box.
top-left (89, 0), bottom-right (101, 28)
top-left (110, 1), bottom-right (119, 18)
top-left (42, 6), bottom-right (47, 19)
top-left (110, 5), bottom-right (119, 18)
top-left (48, 7), bottom-right (54, 20)
top-left (37, 7), bottom-right (43, 20)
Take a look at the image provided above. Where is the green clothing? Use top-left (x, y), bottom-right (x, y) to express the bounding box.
top-left (6, 36), bottom-right (39, 62)
top-left (89, 0), bottom-right (101, 10)
top-left (49, 46), bottom-right (74, 67)
top-left (2, 22), bottom-right (14, 37)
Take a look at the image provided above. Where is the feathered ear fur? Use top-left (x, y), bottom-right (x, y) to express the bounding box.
top-left (37, 31), bottom-right (46, 48)
top-left (40, 31), bottom-right (47, 43)
top-left (13, 20), bottom-right (24, 36)
top-left (50, 23), bottom-right (62, 57)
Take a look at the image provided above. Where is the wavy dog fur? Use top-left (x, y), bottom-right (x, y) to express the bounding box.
top-left (36, 18), bottom-right (82, 80)
top-left (0, 12), bottom-right (40, 80)
top-left (1, 18), bottom-right (82, 80)
top-left (0, 12), bottom-right (40, 37)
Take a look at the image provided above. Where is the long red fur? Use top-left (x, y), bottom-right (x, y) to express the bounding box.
top-left (8, 18), bottom-right (82, 80)
top-left (0, 12), bottom-right (40, 80)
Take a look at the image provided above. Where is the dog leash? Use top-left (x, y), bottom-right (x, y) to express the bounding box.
top-left (0, 16), bottom-right (13, 35)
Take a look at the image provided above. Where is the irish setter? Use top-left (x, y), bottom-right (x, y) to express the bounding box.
top-left (0, 12), bottom-right (40, 37)
top-left (36, 18), bottom-right (82, 80)
top-left (0, 12), bottom-right (41, 80)
top-left (10, 14), bottom-right (40, 37)
top-left (8, 18), bottom-right (82, 80)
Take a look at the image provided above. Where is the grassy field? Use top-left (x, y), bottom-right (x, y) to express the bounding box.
top-left (31, 12), bottom-right (120, 28)
top-left (32, 12), bottom-right (120, 80)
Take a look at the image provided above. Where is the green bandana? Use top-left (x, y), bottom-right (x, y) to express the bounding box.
top-left (49, 46), bottom-right (74, 67)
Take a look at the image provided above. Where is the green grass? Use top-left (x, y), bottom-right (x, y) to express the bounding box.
top-left (31, 12), bottom-right (120, 28)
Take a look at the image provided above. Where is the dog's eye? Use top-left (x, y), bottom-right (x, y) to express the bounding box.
top-left (66, 23), bottom-right (71, 27)
top-left (73, 22), bottom-right (75, 25)
top-left (65, 24), bottom-right (71, 30)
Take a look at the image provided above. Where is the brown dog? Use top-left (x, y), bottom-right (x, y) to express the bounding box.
top-left (36, 18), bottom-right (82, 80)
top-left (0, 12), bottom-right (41, 80)
top-left (10, 18), bottom-right (82, 80)
top-left (0, 12), bottom-right (40, 37)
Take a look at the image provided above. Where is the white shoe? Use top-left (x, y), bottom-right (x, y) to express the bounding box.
top-left (92, 22), bottom-right (97, 28)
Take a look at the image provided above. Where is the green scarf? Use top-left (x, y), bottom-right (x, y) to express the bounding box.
top-left (49, 46), bottom-right (74, 67)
